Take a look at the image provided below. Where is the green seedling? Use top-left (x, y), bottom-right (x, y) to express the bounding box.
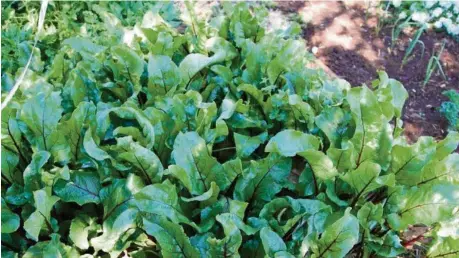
top-left (423, 40), bottom-right (447, 87)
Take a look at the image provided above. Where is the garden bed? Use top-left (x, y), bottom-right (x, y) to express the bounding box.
top-left (277, 0), bottom-right (459, 143)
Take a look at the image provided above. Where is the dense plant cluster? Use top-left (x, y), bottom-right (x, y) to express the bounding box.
top-left (391, 0), bottom-right (459, 36)
top-left (2, 1), bottom-right (459, 257)
top-left (440, 89), bottom-right (459, 131)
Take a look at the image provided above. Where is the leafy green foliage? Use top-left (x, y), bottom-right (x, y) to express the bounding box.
top-left (1, 1), bottom-right (458, 257)
top-left (440, 89), bottom-right (459, 131)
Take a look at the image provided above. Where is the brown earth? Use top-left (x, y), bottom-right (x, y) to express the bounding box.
top-left (276, 0), bottom-right (459, 143)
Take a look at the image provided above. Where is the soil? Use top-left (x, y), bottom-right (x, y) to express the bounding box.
top-left (276, 0), bottom-right (459, 143)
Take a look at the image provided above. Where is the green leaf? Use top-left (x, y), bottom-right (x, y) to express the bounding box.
top-left (21, 92), bottom-right (63, 151)
top-left (53, 170), bottom-right (101, 205)
top-left (427, 237), bottom-right (459, 258)
top-left (63, 37), bottom-right (106, 54)
top-left (172, 132), bottom-right (236, 194)
top-left (1, 149), bottom-right (20, 185)
top-left (418, 153), bottom-right (459, 185)
top-left (65, 62), bottom-right (101, 107)
top-left (307, 209), bottom-right (359, 258)
top-left (24, 188), bottom-right (60, 241)
top-left (357, 202), bottom-right (383, 229)
top-left (234, 132), bottom-right (268, 158)
top-left (347, 86), bottom-right (390, 168)
top-left (23, 151), bottom-right (51, 192)
top-left (181, 181), bottom-right (220, 206)
top-left (90, 178), bottom-right (140, 253)
top-left (110, 106), bottom-right (156, 149)
top-left (69, 214), bottom-right (99, 250)
top-left (342, 161), bottom-right (394, 205)
top-left (1, 199), bottom-right (20, 233)
top-left (134, 180), bottom-right (199, 230)
top-left (389, 137), bottom-right (437, 185)
top-left (367, 231), bottom-right (404, 257)
top-left (315, 107), bottom-right (349, 148)
top-left (434, 131), bottom-right (459, 161)
top-left (179, 37), bottom-right (236, 85)
top-left (267, 40), bottom-right (306, 85)
top-left (265, 130), bottom-right (320, 157)
top-left (234, 153), bottom-right (291, 211)
top-left (374, 71), bottom-right (408, 119)
top-left (327, 142), bottom-right (355, 172)
top-left (260, 197), bottom-right (331, 237)
top-left (58, 101), bottom-right (97, 163)
top-left (148, 55), bottom-right (181, 95)
top-left (114, 136), bottom-right (164, 184)
top-left (23, 233), bottom-right (79, 258)
top-left (142, 214), bottom-right (200, 258)
top-left (298, 150), bottom-right (338, 181)
top-left (5, 183), bottom-right (31, 206)
top-left (83, 128), bottom-right (111, 161)
top-left (207, 213), bottom-right (257, 258)
top-left (260, 227), bottom-right (294, 258)
top-left (389, 183), bottom-right (459, 230)
top-left (111, 45), bottom-right (144, 85)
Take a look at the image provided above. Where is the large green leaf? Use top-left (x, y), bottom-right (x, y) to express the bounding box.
top-left (21, 92), bottom-right (63, 151)
top-left (142, 214), bottom-right (200, 258)
top-left (234, 132), bottom-right (268, 158)
top-left (260, 227), bottom-right (295, 258)
top-left (234, 153), bottom-right (292, 212)
top-left (23, 234), bottom-right (79, 258)
top-left (298, 150), bottom-right (338, 181)
top-left (148, 55), bottom-right (181, 95)
top-left (172, 132), bottom-right (236, 194)
top-left (342, 161), bottom-right (394, 206)
top-left (113, 136), bottom-right (164, 184)
top-left (388, 183), bottom-right (459, 230)
top-left (90, 178), bottom-right (141, 253)
top-left (427, 237), bottom-right (459, 258)
top-left (1, 199), bottom-right (20, 233)
top-left (207, 213), bottom-right (257, 258)
top-left (374, 71), bottom-right (408, 120)
top-left (179, 37), bottom-right (237, 85)
top-left (111, 45), bottom-right (144, 85)
top-left (418, 153), bottom-right (459, 185)
top-left (23, 151), bottom-right (51, 192)
top-left (389, 137), bottom-right (437, 185)
top-left (58, 101), bottom-right (96, 163)
top-left (69, 214), bottom-right (99, 250)
top-left (307, 209), bottom-right (359, 258)
top-left (347, 86), bottom-right (391, 169)
top-left (53, 170), bottom-right (101, 205)
top-left (315, 107), bottom-right (349, 148)
top-left (110, 106), bottom-right (156, 149)
top-left (134, 180), bottom-right (199, 230)
top-left (265, 130), bottom-right (320, 157)
top-left (24, 188), bottom-right (60, 241)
